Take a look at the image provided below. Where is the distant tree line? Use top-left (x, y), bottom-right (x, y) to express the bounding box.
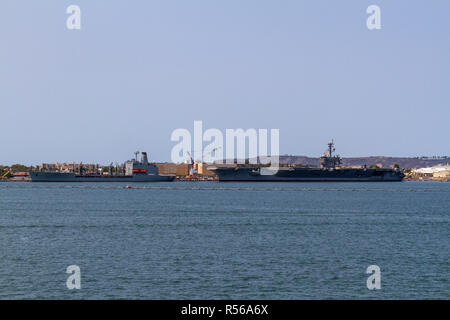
top-left (0, 164), bottom-right (33, 174)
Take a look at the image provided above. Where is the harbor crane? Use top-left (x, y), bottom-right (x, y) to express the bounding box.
top-left (186, 151), bottom-right (197, 177)
top-left (185, 147), bottom-right (221, 179)
top-left (1, 170), bottom-right (11, 180)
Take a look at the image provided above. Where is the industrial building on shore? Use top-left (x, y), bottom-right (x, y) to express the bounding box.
top-left (155, 163), bottom-right (216, 178)
top-left (407, 164), bottom-right (450, 181)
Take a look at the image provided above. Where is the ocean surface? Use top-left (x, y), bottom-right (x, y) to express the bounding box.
top-left (0, 181), bottom-right (448, 299)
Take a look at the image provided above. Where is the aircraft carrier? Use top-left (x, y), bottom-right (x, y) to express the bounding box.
top-left (209, 141), bottom-right (405, 182)
top-left (29, 152), bottom-right (175, 182)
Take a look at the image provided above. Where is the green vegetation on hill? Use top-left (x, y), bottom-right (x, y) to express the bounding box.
top-left (0, 164), bottom-right (32, 173)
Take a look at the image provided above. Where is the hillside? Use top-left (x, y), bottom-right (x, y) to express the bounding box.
top-left (279, 156), bottom-right (449, 169)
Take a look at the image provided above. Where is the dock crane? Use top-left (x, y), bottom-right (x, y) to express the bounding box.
top-left (186, 151), bottom-right (197, 178)
top-left (1, 170), bottom-right (11, 180)
top-left (185, 147), bottom-right (221, 179)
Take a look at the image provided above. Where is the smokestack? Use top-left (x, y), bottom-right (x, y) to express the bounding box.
top-left (141, 152), bottom-right (148, 165)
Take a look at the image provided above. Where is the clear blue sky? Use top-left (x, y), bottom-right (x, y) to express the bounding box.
top-left (1, 1), bottom-right (449, 165)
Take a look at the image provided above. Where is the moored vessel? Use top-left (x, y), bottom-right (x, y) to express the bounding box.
top-left (209, 141), bottom-right (405, 182)
top-left (29, 152), bottom-right (175, 182)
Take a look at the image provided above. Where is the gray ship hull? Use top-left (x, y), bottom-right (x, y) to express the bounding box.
top-left (209, 167), bottom-right (405, 182)
top-left (29, 172), bottom-right (175, 182)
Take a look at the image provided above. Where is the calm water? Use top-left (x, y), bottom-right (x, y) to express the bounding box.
top-left (0, 181), bottom-right (448, 299)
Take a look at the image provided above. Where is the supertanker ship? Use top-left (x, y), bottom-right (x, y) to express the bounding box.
top-left (29, 152), bottom-right (175, 182)
top-left (209, 141), bottom-right (405, 182)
